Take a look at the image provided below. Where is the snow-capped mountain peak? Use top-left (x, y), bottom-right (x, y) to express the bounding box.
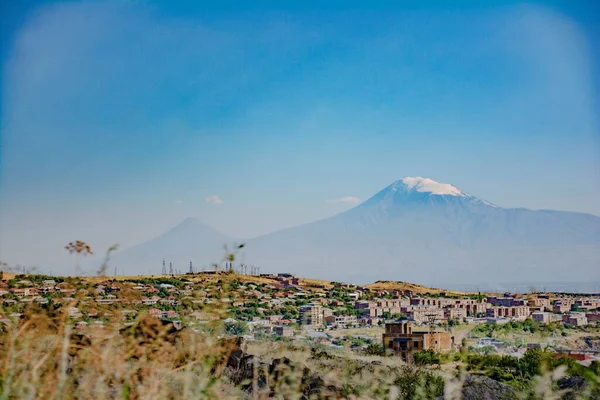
top-left (399, 177), bottom-right (464, 196)
top-left (366, 177), bottom-right (498, 209)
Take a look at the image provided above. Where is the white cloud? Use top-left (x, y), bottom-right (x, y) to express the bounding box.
top-left (327, 197), bottom-right (361, 205)
top-left (205, 195), bottom-right (223, 205)
top-left (174, 200), bottom-right (183, 204)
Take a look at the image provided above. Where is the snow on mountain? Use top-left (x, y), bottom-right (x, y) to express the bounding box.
top-left (399, 177), bottom-right (464, 196)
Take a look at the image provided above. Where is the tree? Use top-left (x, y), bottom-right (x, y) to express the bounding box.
top-left (364, 343), bottom-right (385, 356)
top-left (413, 349), bottom-right (441, 365)
top-left (225, 321), bottom-right (249, 336)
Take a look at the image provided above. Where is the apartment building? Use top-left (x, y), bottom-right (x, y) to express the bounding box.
top-left (529, 297), bottom-right (550, 309)
top-left (488, 296), bottom-right (528, 307)
top-left (531, 311), bottom-right (550, 324)
top-left (299, 303), bottom-right (323, 328)
top-left (354, 298), bottom-right (410, 317)
top-left (575, 298), bottom-right (600, 310)
top-left (444, 307), bottom-right (467, 321)
top-left (324, 315), bottom-right (358, 328)
top-left (562, 312), bottom-right (588, 327)
top-left (486, 306), bottom-right (530, 320)
top-left (410, 307), bottom-right (445, 324)
top-left (411, 297), bottom-right (486, 316)
top-left (553, 298), bottom-right (573, 313)
top-left (382, 321), bottom-right (452, 361)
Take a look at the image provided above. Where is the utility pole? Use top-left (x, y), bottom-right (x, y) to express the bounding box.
top-left (425, 313), bottom-right (438, 350)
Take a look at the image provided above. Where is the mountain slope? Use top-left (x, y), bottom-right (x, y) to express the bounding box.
top-left (109, 177), bottom-right (600, 285)
top-left (110, 217), bottom-right (236, 273)
top-left (244, 177), bottom-right (600, 285)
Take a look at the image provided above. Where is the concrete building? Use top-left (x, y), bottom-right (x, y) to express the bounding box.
top-left (348, 292), bottom-right (360, 301)
top-left (586, 313), bottom-right (600, 323)
top-left (575, 298), bottom-right (600, 310)
top-left (553, 298), bottom-right (573, 313)
top-left (486, 306), bottom-right (530, 320)
top-left (562, 312), bottom-right (588, 327)
top-left (322, 308), bottom-right (333, 318)
top-left (488, 296), bottom-right (528, 307)
top-left (299, 303), bottom-right (323, 328)
top-left (531, 311), bottom-right (550, 324)
top-left (354, 299), bottom-right (407, 317)
top-left (274, 326), bottom-right (294, 337)
top-left (529, 297), bottom-right (550, 309)
top-left (444, 307), bottom-right (467, 322)
top-left (553, 304), bottom-right (571, 313)
top-left (382, 321), bottom-right (453, 361)
top-left (324, 315), bottom-right (358, 328)
top-left (411, 308), bottom-right (445, 324)
top-left (411, 297), bottom-right (486, 316)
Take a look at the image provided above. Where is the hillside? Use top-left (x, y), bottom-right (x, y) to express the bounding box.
top-left (363, 280), bottom-right (471, 296)
top-left (2, 270), bottom-right (476, 296)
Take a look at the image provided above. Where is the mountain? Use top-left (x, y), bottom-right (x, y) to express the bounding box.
top-left (109, 217), bottom-right (237, 273)
top-left (244, 177), bottom-right (600, 285)
top-left (111, 178), bottom-right (600, 286)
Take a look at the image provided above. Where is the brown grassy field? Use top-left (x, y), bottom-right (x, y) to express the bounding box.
top-left (364, 280), bottom-right (472, 296)
top-left (4, 270), bottom-right (474, 295)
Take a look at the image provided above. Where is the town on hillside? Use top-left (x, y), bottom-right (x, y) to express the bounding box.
top-left (1, 269), bottom-right (599, 365)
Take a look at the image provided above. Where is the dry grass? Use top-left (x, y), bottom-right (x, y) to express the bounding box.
top-left (1, 302), bottom-right (596, 399)
top-left (2, 271), bottom-right (596, 399)
top-left (0, 307), bottom-right (444, 400)
top-left (364, 280), bottom-right (471, 296)
top-left (326, 326), bottom-right (383, 339)
top-left (0, 307), bottom-right (239, 399)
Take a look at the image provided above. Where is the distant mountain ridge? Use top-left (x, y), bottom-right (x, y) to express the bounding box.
top-left (110, 217), bottom-right (236, 273)
top-left (111, 177), bottom-right (600, 285)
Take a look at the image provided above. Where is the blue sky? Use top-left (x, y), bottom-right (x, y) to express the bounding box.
top-left (1, 1), bottom-right (599, 272)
